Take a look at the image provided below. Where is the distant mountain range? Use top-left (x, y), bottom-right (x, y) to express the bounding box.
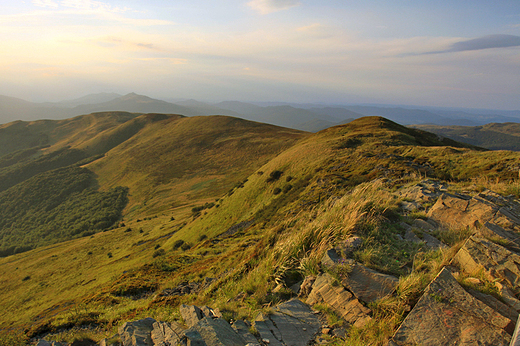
top-left (410, 123), bottom-right (520, 151)
top-left (1, 92), bottom-right (520, 133)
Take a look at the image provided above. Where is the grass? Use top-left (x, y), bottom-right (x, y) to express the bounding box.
top-left (1, 116), bottom-right (520, 344)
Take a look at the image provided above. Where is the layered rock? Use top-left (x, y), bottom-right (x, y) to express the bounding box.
top-left (391, 268), bottom-right (514, 346)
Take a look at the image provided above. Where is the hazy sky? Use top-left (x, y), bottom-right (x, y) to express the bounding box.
top-left (1, 0), bottom-right (520, 109)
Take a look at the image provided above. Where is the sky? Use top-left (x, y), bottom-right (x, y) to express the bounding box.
top-left (1, 0), bottom-right (520, 109)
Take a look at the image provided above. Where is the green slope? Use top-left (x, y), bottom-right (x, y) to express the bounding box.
top-left (2, 116), bottom-right (520, 344)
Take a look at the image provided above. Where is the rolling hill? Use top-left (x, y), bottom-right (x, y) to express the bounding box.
top-left (1, 114), bottom-right (520, 345)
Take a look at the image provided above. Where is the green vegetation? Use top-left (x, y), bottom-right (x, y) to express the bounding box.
top-left (0, 166), bottom-right (128, 257)
top-left (1, 115), bottom-right (519, 345)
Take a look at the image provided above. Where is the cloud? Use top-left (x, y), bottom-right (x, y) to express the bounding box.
top-left (248, 0), bottom-right (300, 15)
top-left (60, 0), bottom-right (129, 13)
top-left (419, 34), bottom-right (520, 55)
top-left (33, 0), bottom-right (59, 8)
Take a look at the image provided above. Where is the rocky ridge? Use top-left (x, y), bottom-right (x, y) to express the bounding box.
top-left (34, 180), bottom-right (520, 346)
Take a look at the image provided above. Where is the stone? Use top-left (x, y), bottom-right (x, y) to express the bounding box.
top-left (335, 236), bottom-right (363, 256)
top-left (399, 201), bottom-right (420, 212)
top-left (231, 320), bottom-right (259, 344)
top-left (151, 320), bottom-right (185, 346)
top-left (412, 219), bottom-right (436, 232)
top-left (421, 232), bottom-right (447, 249)
top-left (200, 306), bottom-right (221, 319)
top-left (341, 263), bottom-right (399, 303)
top-left (321, 249), bottom-right (342, 269)
top-left (180, 305), bottom-right (204, 328)
top-left (479, 222), bottom-right (520, 252)
top-left (36, 341), bottom-right (51, 346)
top-left (185, 317), bottom-right (246, 346)
top-left (496, 282), bottom-right (520, 311)
top-left (397, 180), bottom-right (445, 203)
top-left (183, 329), bottom-right (206, 346)
top-left (307, 273), bottom-right (372, 328)
top-left (253, 299), bottom-right (320, 346)
top-left (252, 314), bottom-right (284, 346)
top-left (465, 277), bottom-right (481, 285)
top-left (453, 236), bottom-right (520, 288)
top-left (467, 288), bottom-right (519, 322)
top-left (404, 229), bottom-right (421, 243)
top-left (298, 276), bottom-right (316, 298)
top-left (118, 317), bottom-right (156, 346)
top-left (391, 268), bottom-right (514, 346)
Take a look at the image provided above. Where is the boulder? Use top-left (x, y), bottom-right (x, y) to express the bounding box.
top-left (391, 268), bottom-right (514, 346)
top-left (151, 320), bottom-right (185, 346)
top-left (427, 193), bottom-right (491, 230)
top-left (180, 305), bottom-right (204, 328)
top-left (340, 263), bottom-right (398, 303)
top-left (231, 320), bottom-right (260, 345)
top-left (118, 317), bottom-right (156, 346)
top-left (307, 274), bottom-right (372, 328)
top-left (184, 317), bottom-right (246, 346)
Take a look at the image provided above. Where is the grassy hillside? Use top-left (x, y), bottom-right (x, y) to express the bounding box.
top-left (86, 115), bottom-right (306, 218)
top-left (411, 122), bottom-right (520, 151)
top-left (1, 116), bottom-right (520, 345)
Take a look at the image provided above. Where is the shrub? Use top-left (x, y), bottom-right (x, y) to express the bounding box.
top-left (107, 252), bottom-right (113, 258)
top-left (198, 234), bottom-right (208, 242)
top-left (273, 188), bottom-right (282, 195)
top-left (180, 243), bottom-right (191, 251)
top-left (172, 239), bottom-right (185, 250)
top-left (267, 170), bottom-right (283, 183)
top-left (152, 249), bottom-right (166, 258)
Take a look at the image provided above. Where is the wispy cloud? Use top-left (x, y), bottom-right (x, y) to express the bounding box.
top-left (417, 34), bottom-right (520, 55)
top-left (248, 0), bottom-right (300, 15)
top-left (33, 0), bottom-right (59, 8)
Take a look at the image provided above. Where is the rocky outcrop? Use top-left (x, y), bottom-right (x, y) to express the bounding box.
top-left (252, 299), bottom-right (320, 346)
top-left (453, 236), bottom-right (520, 290)
top-left (151, 321), bottom-right (184, 346)
top-left (427, 190), bottom-right (520, 242)
top-left (397, 179), bottom-right (447, 204)
top-left (119, 318), bottom-right (156, 346)
top-left (306, 273), bottom-right (372, 328)
top-left (340, 263), bottom-right (398, 303)
top-left (391, 268), bottom-right (514, 346)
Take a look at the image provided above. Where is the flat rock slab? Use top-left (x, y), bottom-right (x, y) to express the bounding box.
top-left (453, 236), bottom-right (520, 289)
top-left (231, 320), bottom-right (260, 345)
top-left (307, 274), bottom-right (371, 328)
top-left (253, 299), bottom-right (320, 346)
top-left (341, 263), bottom-right (398, 303)
top-left (391, 268), bottom-right (514, 346)
top-left (151, 320), bottom-right (185, 346)
top-left (118, 317), bottom-right (156, 346)
top-left (185, 317), bottom-right (246, 346)
top-left (427, 192), bottom-right (496, 230)
top-left (397, 180), bottom-right (446, 203)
